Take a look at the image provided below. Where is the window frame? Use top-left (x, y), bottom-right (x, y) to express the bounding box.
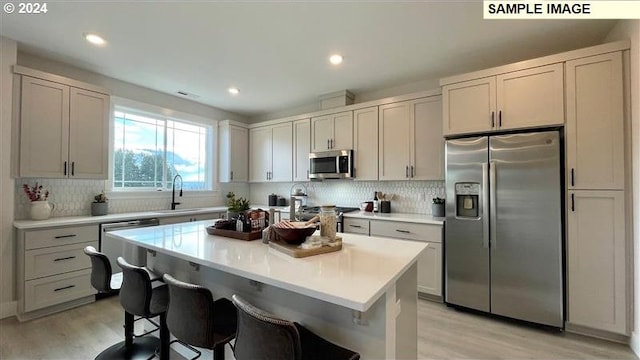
top-left (107, 97), bottom-right (218, 198)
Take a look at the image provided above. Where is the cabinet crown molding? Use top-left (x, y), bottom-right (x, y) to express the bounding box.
top-left (13, 65), bottom-right (110, 95)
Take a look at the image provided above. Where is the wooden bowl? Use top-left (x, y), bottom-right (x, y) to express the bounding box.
top-left (272, 222), bottom-right (316, 245)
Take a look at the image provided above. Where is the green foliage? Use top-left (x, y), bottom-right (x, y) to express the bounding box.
top-left (226, 192), bottom-right (250, 212)
top-left (432, 197), bottom-right (445, 204)
top-left (94, 192), bottom-right (108, 203)
top-left (113, 149), bottom-right (175, 188)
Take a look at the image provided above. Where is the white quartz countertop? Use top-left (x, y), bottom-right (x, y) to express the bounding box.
top-left (13, 206), bottom-right (228, 229)
top-left (343, 211), bottom-right (444, 225)
top-left (106, 221), bottom-right (426, 312)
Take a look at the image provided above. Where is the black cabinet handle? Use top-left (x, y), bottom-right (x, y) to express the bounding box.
top-left (327, 139), bottom-right (330, 149)
top-left (491, 112), bottom-right (495, 127)
top-left (54, 256), bottom-right (76, 262)
top-left (571, 193), bottom-right (575, 212)
top-left (230, 171), bottom-right (234, 181)
top-left (571, 168), bottom-right (575, 187)
top-left (405, 166), bottom-right (409, 178)
top-left (54, 234), bottom-right (77, 239)
top-left (71, 162), bottom-right (75, 176)
top-left (349, 225), bottom-right (362, 228)
top-left (395, 229), bottom-right (411, 234)
top-left (498, 110), bottom-right (502, 127)
top-left (63, 161), bottom-right (67, 176)
top-left (411, 165), bottom-right (415, 178)
top-left (54, 285), bottom-right (75, 292)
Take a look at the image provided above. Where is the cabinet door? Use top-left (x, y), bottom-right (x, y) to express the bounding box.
top-left (566, 52), bottom-right (624, 190)
top-left (331, 111), bottom-right (353, 150)
top-left (353, 107), bottom-right (378, 181)
top-left (293, 119), bottom-right (311, 181)
top-left (19, 76), bottom-right (70, 178)
top-left (249, 127), bottom-right (272, 182)
top-left (230, 126), bottom-right (249, 182)
top-left (496, 63), bottom-right (564, 130)
top-left (311, 115), bottom-right (333, 152)
top-left (379, 102), bottom-right (411, 180)
top-left (418, 242), bottom-right (442, 297)
top-left (69, 88), bottom-right (109, 179)
top-left (270, 122), bottom-right (293, 182)
top-left (219, 124), bottom-right (248, 183)
top-left (411, 96), bottom-right (443, 180)
top-left (567, 190), bottom-right (626, 334)
top-left (442, 77), bottom-right (496, 136)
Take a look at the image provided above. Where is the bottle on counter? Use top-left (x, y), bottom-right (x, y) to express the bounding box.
top-left (373, 191), bottom-right (379, 213)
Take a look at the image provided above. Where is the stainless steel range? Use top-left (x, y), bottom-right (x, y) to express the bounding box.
top-left (298, 206), bottom-right (360, 232)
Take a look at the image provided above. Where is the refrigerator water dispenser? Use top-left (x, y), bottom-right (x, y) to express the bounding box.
top-left (455, 183), bottom-right (479, 218)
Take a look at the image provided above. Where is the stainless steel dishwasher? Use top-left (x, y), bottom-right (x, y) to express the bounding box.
top-left (99, 218), bottom-right (160, 276)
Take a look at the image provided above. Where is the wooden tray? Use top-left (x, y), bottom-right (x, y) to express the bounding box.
top-left (269, 237), bottom-right (342, 258)
top-left (206, 227), bottom-right (262, 241)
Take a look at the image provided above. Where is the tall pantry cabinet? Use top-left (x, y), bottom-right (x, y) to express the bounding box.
top-left (565, 51), bottom-right (628, 335)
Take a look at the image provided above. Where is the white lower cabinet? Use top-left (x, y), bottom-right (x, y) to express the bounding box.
top-left (344, 218), bottom-right (443, 298)
top-left (567, 190), bottom-right (627, 334)
top-left (158, 212), bottom-right (224, 225)
top-left (16, 224), bottom-right (98, 319)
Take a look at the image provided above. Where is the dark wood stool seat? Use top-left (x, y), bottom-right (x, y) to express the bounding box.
top-left (231, 294), bottom-right (360, 360)
top-left (163, 274), bottom-right (238, 360)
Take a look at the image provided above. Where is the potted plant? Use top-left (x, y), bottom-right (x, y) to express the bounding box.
top-left (226, 192), bottom-right (250, 220)
top-left (23, 183), bottom-right (53, 220)
top-left (92, 192), bottom-right (109, 216)
top-left (431, 197), bottom-right (445, 217)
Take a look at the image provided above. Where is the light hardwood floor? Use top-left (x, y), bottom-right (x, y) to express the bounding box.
top-left (0, 297), bottom-right (636, 359)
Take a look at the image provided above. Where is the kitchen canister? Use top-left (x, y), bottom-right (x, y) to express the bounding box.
top-left (320, 205), bottom-right (337, 240)
top-left (268, 194), bottom-right (278, 206)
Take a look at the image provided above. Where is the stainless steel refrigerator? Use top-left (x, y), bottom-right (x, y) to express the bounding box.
top-left (445, 130), bottom-right (563, 328)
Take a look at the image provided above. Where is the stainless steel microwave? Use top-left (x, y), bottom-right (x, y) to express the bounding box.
top-left (309, 149), bottom-right (354, 180)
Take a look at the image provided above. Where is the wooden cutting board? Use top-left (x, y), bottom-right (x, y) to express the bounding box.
top-left (269, 237), bottom-right (342, 258)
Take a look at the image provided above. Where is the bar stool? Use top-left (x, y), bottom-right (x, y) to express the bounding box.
top-left (83, 246), bottom-right (122, 295)
top-left (116, 257), bottom-right (170, 360)
top-left (163, 274), bottom-right (238, 360)
top-left (231, 294), bottom-right (360, 360)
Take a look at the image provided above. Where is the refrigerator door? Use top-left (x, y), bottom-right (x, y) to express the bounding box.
top-left (489, 131), bottom-right (563, 327)
top-left (445, 136), bottom-right (490, 311)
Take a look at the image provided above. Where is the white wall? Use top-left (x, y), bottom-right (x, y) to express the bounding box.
top-left (605, 20), bottom-right (640, 354)
top-left (0, 36), bottom-right (18, 318)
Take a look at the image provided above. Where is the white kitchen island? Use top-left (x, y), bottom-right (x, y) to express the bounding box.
top-left (106, 220), bottom-right (427, 359)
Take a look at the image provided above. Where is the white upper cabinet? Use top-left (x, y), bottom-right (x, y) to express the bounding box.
top-left (219, 122), bottom-right (248, 183)
top-left (311, 111), bottom-right (353, 152)
top-left (566, 52), bottom-right (624, 190)
top-left (293, 118), bottom-right (311, 182)
top-left (19, 75), bottom-right (109, 179)
top-left (353, 107), bottom-right (378, 181)
top-left (443, 63), bottom-right (564, 136)
top-left (249, 122), bottom-right (292, 183)
top-left (379, 96), bottom-right (443, 181)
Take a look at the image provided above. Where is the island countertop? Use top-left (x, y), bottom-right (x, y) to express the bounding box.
top-left (106, 220), bottom-right (426, 312)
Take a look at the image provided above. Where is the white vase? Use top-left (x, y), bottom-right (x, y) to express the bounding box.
top-left (30, 200), bottom-right (52, 220)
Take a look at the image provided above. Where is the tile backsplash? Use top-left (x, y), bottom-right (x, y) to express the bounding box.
top-left (251, 180), bottom-right (445, 215)
top-left (15, 178), bottom-right (249, 219)
top-left (15, 178), bottom-right (443, 219)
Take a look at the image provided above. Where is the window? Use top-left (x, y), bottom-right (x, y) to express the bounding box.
top-left (112, 107), bottom-right (213, 191)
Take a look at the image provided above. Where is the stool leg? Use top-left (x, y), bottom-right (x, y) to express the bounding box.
top-left (124, 312), bottom-right (134, 348)
top-left (159, 313), bottom-right (170, 360)
top-left (213, 344), bottom-right (225, 360)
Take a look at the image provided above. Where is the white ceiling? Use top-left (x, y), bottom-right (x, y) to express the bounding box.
top-left (0, 1), bottom-right (617, 118)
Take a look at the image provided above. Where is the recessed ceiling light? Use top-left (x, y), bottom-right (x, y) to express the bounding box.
top-left (228, 87), bottom-right (240, 95)
top-left (329, 54), bottom-right (343, 65)
top-left (84, 33), bottom-right (106, 46)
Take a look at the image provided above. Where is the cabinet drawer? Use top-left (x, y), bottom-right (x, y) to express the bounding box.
top-left (25, 225), bottom-right (97, 250)
top-left (25, 241), bottom-right (95, 280)
top-left (343, 218), bottom-right (369, 235)
top-left (24, 269), bottom-right (95, 312)
top-left (370, 221), bottom-right (441, 242)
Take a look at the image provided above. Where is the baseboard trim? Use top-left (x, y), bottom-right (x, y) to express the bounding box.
top-left (0, 301), bottom-right (17, 319)
top-left (418, 292), bottom-right (442, 303)
top-left (565, 322), bottom-right (629, 344)
top-left (630, 331), bottom-right (640, 357)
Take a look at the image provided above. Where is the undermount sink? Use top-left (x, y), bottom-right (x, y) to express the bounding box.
top-left (152, 208), bottom-right (203, 214)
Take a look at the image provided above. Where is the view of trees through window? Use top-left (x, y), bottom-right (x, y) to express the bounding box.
top-left (113, 109), bottom-right (212, 190)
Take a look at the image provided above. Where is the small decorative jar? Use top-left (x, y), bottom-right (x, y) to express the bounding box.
top-left (30, 200), bottom-right (53, 220)
top-left (319, 205), bottom-right (336, 240)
